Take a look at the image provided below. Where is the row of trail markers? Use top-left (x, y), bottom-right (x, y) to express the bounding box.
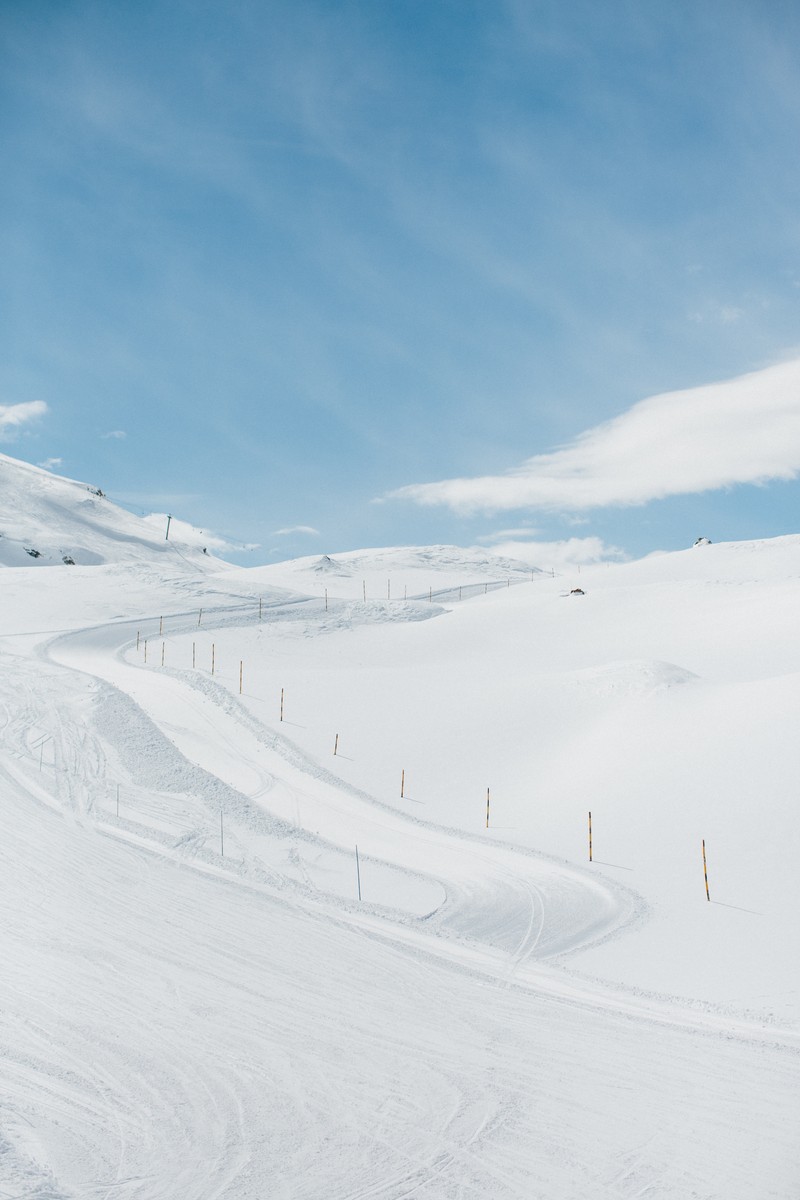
top-left (136, 633), bottom-right (273, 711)
top-left (133, 628), bottom-right (720, 907)
top-left (137, 633), bottom-right (721, 898)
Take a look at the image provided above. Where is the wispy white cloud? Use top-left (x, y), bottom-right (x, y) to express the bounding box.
top-left (484, 537), bottom-right (626, 569)
top-left (476, 526), bottom-right (539, 543)
top-left (101, 429), bottom-right (127, 439)
top-left (0, 401), bottom-right (48, 441)
top-left (388, 359), bottom-right (800, 514)
top-left (271, 525), bottom-right (321, 537)
top-left (37, 456), bottom-right (63, 470)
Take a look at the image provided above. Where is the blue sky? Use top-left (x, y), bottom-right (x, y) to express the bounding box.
top-left (3, 0), bottom-right (800, 566)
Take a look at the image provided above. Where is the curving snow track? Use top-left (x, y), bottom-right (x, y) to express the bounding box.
top-left (44, 609), bottom-right (638, 972)
top-left (0, 600), bottom-right (797, 1198)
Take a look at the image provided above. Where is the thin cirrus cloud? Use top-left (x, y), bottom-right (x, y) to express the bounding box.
top-left (271, 525), bottom-right (321, 537)
top-left (387, 359), bottom-right (800, 515)
top-left (0, 401), bottom-right (48, 441)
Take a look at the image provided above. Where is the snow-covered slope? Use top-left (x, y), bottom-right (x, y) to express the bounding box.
top-left (230, 543), bottom-right (542, 601)
top-left (1, 505), bottom-right (798, 1198)
top-left (0, 452), bottom-right (226, 568)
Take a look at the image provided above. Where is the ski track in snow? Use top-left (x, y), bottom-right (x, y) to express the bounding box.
top-left (1, 590), bottom-right (798, 1198)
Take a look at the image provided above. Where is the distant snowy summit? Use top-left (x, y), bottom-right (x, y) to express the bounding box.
top-left (302, 545), bottom-right (543, 579)
top-left (0, 452), bottom-right (226, 569)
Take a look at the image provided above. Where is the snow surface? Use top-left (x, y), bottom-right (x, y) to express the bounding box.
top-left (0, 454), bottom-right (798, 1197)
top-left (0, 452), bottom-right (229, 569)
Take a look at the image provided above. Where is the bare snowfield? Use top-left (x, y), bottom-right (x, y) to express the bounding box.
top-left (1, 457), bottom-right (798, 1197)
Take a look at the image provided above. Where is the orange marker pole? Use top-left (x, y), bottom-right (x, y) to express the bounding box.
top-left (486, 788), bottom-right (490, 829)
top-left (400, 769), bottom-right (405, 798)
top-left (136, 630), bottom-right (140, 650)
top-left (702, 839), bottom-right (710, 901)
top-left (239, 661), bottom-right (243, 695)
top-left (280, 687), bottom-right (284, 722)
top-left (192, 641), bottom-right (196, 669)
top-left (144, 639), bottom-right (147, 664)
top-left (334, 733), bottom-right (339, 755)
top-left (588, 811), bottom-right (593, 861)
top-left (211, 643), bottom-right (215, 675)
top-left (161, 641), bottom-right (165, 667)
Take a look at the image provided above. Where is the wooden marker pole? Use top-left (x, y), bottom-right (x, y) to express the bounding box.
top-left (588, 811), bottom-right (593, 862)
top-left (161, 641), bottom-right (165, 667)
top-left (401, 769), bottom-right (405, 798)
top-left (239, 661), bottom-right (243, 695)
top-left (325, 588), bottom-right (328, 612)
top-left (459, 586), bottom-right (462, 600)
top-left (702, 839), bottom-right (710, 901)
top-left (144, 639), bottom-right (147, 663)
top-left (355, 844), bottom-right (362, 901)
top-left (198, 608), bottom-right (203, 627)
top-left (429, 586), bottom-right (432, 602)
top-left (159, 616), bottom-right (163, 636)
top-left (363, 580), bottom-right (366, 601)
top-left (211, 643), bottom-right (215, 675)
top-left (334, 733), bottom-right (339, 755)
top-left (280, 687), bottom-right (284, 722)
top-left (136, 630), bottom-right (140, 650)
top-left (259, 596), bottom-right (262, 621)
top-left (192, 642), bottom-right (196, 668)
top-left (486, 788), bottom-right (490, 829)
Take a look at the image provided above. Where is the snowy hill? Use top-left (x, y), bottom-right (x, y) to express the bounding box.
top-left (231, 543), bottom-right (542, 601)
top-left (0, 452), bottom-right (226, 568)
top-left (0, 493), bottom-right (798, 1197)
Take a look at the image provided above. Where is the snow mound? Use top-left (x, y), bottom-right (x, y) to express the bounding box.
top-left (311, 554), bottom-right (355, 576)
top-left (569, 659), bottom-right (700, 698)
top-left (0, 452), bottom-right (229, 569)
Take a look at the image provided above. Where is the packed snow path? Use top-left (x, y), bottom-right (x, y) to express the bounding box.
top-left (1, 571), bottom-right (798, 1196)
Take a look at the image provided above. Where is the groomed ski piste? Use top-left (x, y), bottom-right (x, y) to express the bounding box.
top-left (1, 453), bottom-right (798, 1198)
